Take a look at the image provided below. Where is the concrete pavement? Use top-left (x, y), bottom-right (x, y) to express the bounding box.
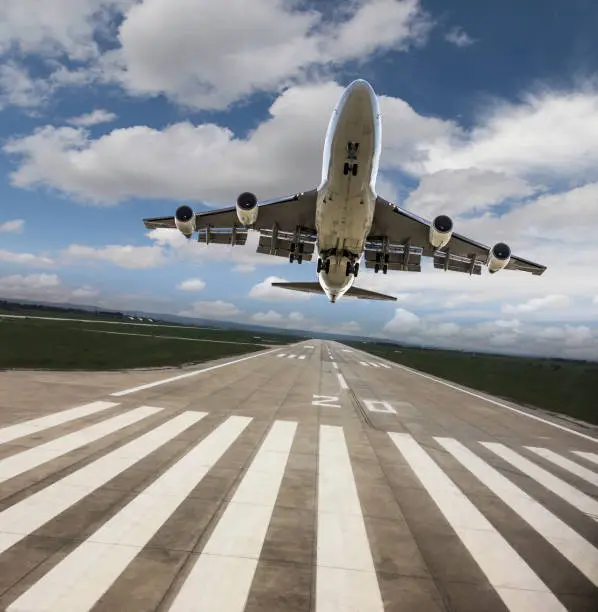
top-left (0, 340), bottom-right (596, 611)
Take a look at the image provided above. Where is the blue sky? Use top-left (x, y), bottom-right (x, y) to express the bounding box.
top-left (1, 0), bottom-right (597, 359)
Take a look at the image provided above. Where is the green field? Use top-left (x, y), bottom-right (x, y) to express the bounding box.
top-left (350, 342), bottom-right (598, 425)
top-left (0, 317), bottom-right (295, 370)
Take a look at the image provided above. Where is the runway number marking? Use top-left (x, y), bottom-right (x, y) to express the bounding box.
top-left (363, 400), bottom-right (396, 414)
top-left (312, 395), bottom-right (341, 408)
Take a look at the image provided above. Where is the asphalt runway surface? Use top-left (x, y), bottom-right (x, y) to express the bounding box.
top-left (0, 340), bottom-right (597, 611)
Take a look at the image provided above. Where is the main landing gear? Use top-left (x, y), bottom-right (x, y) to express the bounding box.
top-left (289, 242), bottom-right (304, 264)
top-left (316, 257), bottom-right (331, 274)
top-left (345, 261), bottom-right (359, 277)
top-left (343, 141), bottom-right (359, 176)
top-left (374, 251), bottom-right (389, 274)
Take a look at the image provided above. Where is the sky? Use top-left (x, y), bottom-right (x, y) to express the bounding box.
top-left (1, 0), bottom-right (598, 360)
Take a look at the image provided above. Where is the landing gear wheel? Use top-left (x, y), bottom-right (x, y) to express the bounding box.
top-left (297, 254), bottom-right (303, 264)
top-left (324, 258), bottom-right (331, 273)
top-left (353, 262), bottom-right (359, 277)
top-left (343, 162), bottom-right (350, 175)
top-left (382, 264), bottom-right (388, 275)
top-left (345, 261), bottom-right (353, 277)
top-left (352, 164), bottom-right (358, 176)
top-left (289, 253), bottom-right (295, 263)
top-left (317, 258), bottom-right (323, 273)
top-left (374, 263), bottom-right (380, 274)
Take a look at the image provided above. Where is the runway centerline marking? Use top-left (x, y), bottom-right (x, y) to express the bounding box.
top-left (382, 358), bottom-right (598, 444)
top-left (7, 416), bottom-right (253, 612)
top-left (169, 420), bottom-right (297, 612)
top-left (0, 411), bottom-right (206, 555)
top-left (317, 425), bottom-right (384, 611)
top-left (390, 433), bottom-right (565, 611)
top-left (0, 401), bottom-right (118, 445)
top-left (110, 348), bottom-right (280, 396)
top-left (0, 406), bottom-right (162, 484)
top-left (337, 373), bottom-right (348, 390)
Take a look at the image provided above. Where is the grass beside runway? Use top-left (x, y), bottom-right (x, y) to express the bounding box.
top-left (0, 318), bottom-right (291, 370)
top-left (349, 342), bottom-right (598, 425)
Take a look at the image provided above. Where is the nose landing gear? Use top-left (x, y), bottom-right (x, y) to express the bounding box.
top-left (345, 261), bottom-right (359, 277)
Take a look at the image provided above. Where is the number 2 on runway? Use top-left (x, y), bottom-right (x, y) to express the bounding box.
top-left (312, 395), bottom-right (341, 408)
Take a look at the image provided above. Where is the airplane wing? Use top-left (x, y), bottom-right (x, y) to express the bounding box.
top-left (271, 282), bottom-right (397, 301)
top-left (369, 195), bottom-right (546, 276)
top-left (143, 190), bottom-right (319, 259)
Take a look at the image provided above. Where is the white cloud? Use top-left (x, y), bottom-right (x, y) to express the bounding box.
top-left (233, 263), bottom-right (256, 273)
top-left (251, 310), bottom-right (285, 324)
top-left (502, 294), bottom-right (571, 314)
top-left (0, 273), bottom-right (94, 303)
top-left (109, 0), bottom-right (430, 110)
top-left (0, 219), bottom-right (24, 233)
top-left (0, 61), bottom-right (52, 109)
top-left (444, 27), bottom-right (474, 47)
top-left (179, 300), bottom-right (241, 319)
top-left (0, 249), bottom-right (54, 266)
top-left (594, 296), bottom-right (598, 305)
top-left (176, 278), bottom-right (206, 292)
top-left (64, 243), bottom-right (165, 269)
top-left (249, 276), bottom-right (312, 301)
top-left (383, 308), bottom-right (421, 334)
top-left (67, 109), bottom-right (117, 126)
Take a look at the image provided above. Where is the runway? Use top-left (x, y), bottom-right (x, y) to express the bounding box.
top-left (0, 340), bottom-right (597, 611)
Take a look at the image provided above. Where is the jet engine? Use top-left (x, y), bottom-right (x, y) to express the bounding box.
top-left (429, 215), bottom-right (453, 249)
top-left (175, 205), bottom-right (195, 238)
top-left (487, 242), bottom-right (511, 273)
top-left (236, 192), bottom-right (259, 226)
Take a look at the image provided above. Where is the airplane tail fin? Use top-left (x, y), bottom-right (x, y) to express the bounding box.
top-left (271, 282), bottom-right (397, 302)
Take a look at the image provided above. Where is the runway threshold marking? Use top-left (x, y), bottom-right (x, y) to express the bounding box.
top-left (0, 411), bottom-right (206, 555)
top-left (169, 420), bottom-right (297, 612)
top-left (0, 401), bottom-right (118, 445)
top-left (482, 443), bottom-right (598, 520)
top-left (316, 425), bottom-right (384, 611)
top-left (8, 416), bottom-right (253, 612)
top-left (525, 447), bottom-right (598, 486)
top-left (390, 433), bottom-right (564, 611)
top-left (110, 348), bottom-right (280, 396)
top-left (0, 406), bottom-right (162, 484)
top-left (437, 437), bottom-right (598, 588)
top-left (572, 451), bottom-right (598, 466)
top-left (383, 358), bottom-right (598, 444)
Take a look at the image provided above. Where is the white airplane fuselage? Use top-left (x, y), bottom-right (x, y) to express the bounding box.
top-left (315, 80), bottom-right (382, 302)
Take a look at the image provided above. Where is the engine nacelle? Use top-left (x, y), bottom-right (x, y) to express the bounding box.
top-left (236, 192), bottom-right (258, 226)
top-left (487, 242), bottom-right (511, 273)
top-left (429, 215), bottom-right (453, 249)
top-left (175, 205), bottom-right (195, 238)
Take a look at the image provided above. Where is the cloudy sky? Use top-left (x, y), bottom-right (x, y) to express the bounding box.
top-left (1, 0), bottom-right (597, 360)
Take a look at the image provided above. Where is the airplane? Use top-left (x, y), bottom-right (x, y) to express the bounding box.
top-left (143, 79), bottom-right (546, 303)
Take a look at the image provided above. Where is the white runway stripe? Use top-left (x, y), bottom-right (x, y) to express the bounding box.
top-left (0, 401), bottom-right (118, 446)
top-left (572, 451), bottom-right (598, 466)
top-left (8, 416), bottom-right (252, 612)
top-left (277, 353), bottom-right (285, 358)
top-left (377, 362), bottom-right (391, 369)
top-left (337, 373), bottom-right (348, 390)
top-left (437, 437), bottom-right (598, 587)
top-left (0, 406), bottom-right (162, 484)
top-left (368, 362), bottom-right (380, 368)
top-left (0, 411), bottom-right (206, 555)
top-left (482, 442), bottom-right (598, 521)
top-left (169, 420), bottom-right (297, 612)
top-left (525, 447), bottom-right (598, 487)
top-left (316, 425), bottom-right (383, 612)
top-left (299, 355), bottom-right (306, 360)
top-left (359, 361), bottom-right (369, 367)
top-left (332, 362), bottom-right (339, 370)
top-left (391, 433), bottom-right (564, 611)
top-left (287, 354), bottom-right (296, 359)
